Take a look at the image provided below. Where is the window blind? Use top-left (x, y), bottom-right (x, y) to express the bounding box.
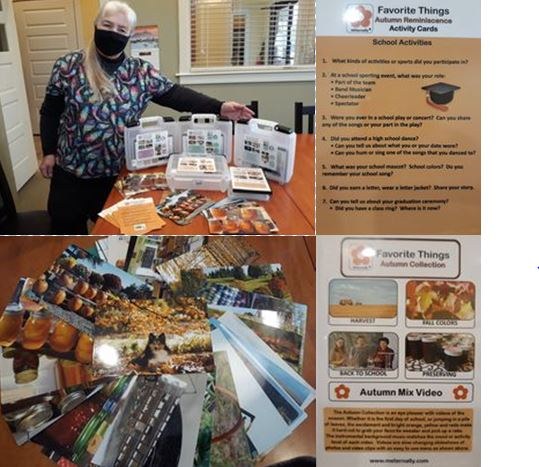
top-left (189, 0), bottom-right (315, 70)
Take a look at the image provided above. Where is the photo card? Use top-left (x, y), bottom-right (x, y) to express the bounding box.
top-left (405, 333), bottom-right (475, 380)
top-left (406, 280), bottom-right (476, 329)
top-left (329, 332), bottom-right (399, 378)
top-left (157, 190), bottom-right (215, 226)
top-left (329, 278), bottom-right (398, 326)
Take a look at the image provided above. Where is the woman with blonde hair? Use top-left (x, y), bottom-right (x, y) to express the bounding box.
top-left (40, 1), bottom-right (253, 234)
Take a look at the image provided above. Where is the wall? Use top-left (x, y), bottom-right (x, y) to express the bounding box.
top-left (130, 0), bottom-right (314, 128)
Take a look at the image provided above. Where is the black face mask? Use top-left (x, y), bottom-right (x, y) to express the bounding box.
top-left (94, 27), bottom-right (130, 56)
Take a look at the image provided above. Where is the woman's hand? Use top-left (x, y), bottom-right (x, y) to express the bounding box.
top-left (39, 154), bottom-right (56, 178)
top-left (220, 101), bottom-right (255, 121)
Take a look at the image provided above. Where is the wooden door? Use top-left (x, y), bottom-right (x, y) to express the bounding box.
top-left (14, 0), bottom-right (80, 133)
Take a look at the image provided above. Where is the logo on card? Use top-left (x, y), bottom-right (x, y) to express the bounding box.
top-left (348, 244), bottom-right (375, 270)
top-left (344, 4), bottom-right (374, 33)
top-left (453, 385), bottom-right (469, 401)
top-left (335, 384), bottom-right (351, 400)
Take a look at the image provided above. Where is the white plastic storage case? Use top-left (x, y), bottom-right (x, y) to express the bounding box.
top-left (177, 114), bottom-right (233, 162)
top-left (166, 154), bottom-right (230, 192)
top-left (124, 114), bottom-right (233, 171)
top-left (234, 118), bottom-right (296, 184)
top-left (124, 116), bottom-right (181, 170)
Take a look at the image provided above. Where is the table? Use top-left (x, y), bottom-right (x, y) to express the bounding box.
top-left (0, 236), bottom-right (316, 466)
top-left (92, 135), bottom-right (315, 235)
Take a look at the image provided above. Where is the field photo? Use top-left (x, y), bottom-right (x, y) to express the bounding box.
top-left (329, 279), bottom-right (398, 319)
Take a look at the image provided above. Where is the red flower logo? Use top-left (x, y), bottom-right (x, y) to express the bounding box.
top-left (351, 6), bottom-right (373, 29)
top-left (453, 385), bottom-right (469, 400)
top-left (335, 384), bottom-right (351, 400)
top-left (351, 245), bottom-right (372, 267)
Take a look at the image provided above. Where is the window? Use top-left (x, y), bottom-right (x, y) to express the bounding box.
top-left (232, 14), bottom-right (246, 66)
top-left (180, 0), bottom-right (315, 84)
top-left (268, 1), bottom-right (298, 65)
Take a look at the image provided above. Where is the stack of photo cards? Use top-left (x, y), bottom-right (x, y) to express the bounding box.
top-left (211, 312), bottom-right (314, 457)
top-left (0, 243), bottom-right (160, 444)
top-left (98, 198), bottom-right (165, 234)
top-left (0, 243), bottom-right (216, 466)
top-left (0, 237), bottom-right (313, 465)
top-left (229, 167), bottom-right (272, 202)
top-left (206, 291), bottom-right (310, 373)
top-left (157, 190), bottom-right (215, 226)
top-left (114, 173), bottom-right (168, 198)
top-left (204, 198), bottom-right (278, 235)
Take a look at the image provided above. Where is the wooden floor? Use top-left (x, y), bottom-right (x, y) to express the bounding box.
top-left (0, 235), bottom-right (316, 466)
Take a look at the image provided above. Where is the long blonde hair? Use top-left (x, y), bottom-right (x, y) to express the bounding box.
top-left (83, 1), bottom-right (137, 101)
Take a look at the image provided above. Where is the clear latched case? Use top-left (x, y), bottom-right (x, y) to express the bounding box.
top-left (124, 114), bottom-right (233, 171)
top-left (124, 116), bottom-right (181, 171)
top-left (177, 114), bottom-right (233, 162)
top-left (234, 118), bottom-right (296, 184)
top-left (165, 154), bottom-right (230, 192)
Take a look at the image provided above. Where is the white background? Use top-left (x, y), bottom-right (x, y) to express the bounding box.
top-left (482, 0), bottom-right (539, 465)
top-left (317, 236), bottom-right (480, 466)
